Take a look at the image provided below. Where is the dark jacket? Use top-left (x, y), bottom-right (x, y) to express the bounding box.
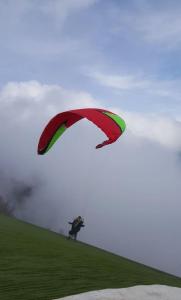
top-left (69, 219), bottom-right (85, 234)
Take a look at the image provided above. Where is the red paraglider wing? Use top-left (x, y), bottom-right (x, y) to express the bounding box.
top-left (38, 108), bottom-right (126, 154)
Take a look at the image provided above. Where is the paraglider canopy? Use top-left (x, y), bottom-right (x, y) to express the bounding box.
top-left (38, 108), bottom-right (126, 154)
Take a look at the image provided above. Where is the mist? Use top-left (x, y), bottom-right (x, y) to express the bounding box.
top-left (0, 81), bottom-right (181, 276)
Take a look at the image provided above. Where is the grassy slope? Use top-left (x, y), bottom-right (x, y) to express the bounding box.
top-left (0, 214), bottom-right (181, 300)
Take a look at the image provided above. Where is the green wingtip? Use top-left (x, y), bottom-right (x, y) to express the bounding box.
top-left (104, 112), bottom-right (126, 133)
top-left (45, 124), bottom-right (67, 153)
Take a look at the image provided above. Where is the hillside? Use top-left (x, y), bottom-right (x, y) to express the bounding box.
top-left (0, 214), bottom-right (181, 300)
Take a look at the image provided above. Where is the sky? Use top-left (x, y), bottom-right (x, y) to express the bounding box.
top-left (0, 0), bottom-right (181, 277)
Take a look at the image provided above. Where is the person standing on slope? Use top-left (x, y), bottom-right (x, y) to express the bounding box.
top-left (68, 216), bottom-right (85, 240)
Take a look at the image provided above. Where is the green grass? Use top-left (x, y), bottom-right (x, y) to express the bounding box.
top-left (0, 214), bottom-right (181, 300)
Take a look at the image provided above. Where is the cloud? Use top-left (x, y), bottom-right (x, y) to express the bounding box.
top-left (0, 0), bottom-right (98, 27)
top-left (41, 0), bottom-right (98, 25)
top-left (135, 11), bottom-right (181, 47)
top-left (89, 71), bottom-right (181, 117)
top-left (0, 174), bottom-right (39, 217)
top-left (0, 81), bottom-right (181, 276)
top-left (0, 0), bottom-right (99, 60)
top-left (112, 2), bottom-right (181, 49)
top-left (0, 80), bottom-right (98, 113)
top-left (2, 80), bottom-right (180, 150)
top-left (0, 80), bottom-right (100, 228)
top-left (121, 110), bottom-right (181, 150)
top-left (90, 71), bottom-right (150, 90)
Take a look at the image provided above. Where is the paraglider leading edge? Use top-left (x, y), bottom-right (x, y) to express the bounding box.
top-left (37, 108), bottom-right (126, 154)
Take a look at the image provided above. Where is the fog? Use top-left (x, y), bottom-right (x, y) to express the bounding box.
top-left (0, 81), bottom-right (181, 276)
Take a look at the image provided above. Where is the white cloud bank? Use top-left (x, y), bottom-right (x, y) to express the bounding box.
top-left (54, 285), bottom-right (181, 300)
top-left (1, 80), bottom-right (180, 150)
top-left (122, 110), bottom-right (181, 150)
top-left (0, 81), bottom-right (181, 276)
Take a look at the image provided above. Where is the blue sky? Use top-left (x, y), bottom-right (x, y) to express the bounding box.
top-left (1, 0), bottom-right (181, 116)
